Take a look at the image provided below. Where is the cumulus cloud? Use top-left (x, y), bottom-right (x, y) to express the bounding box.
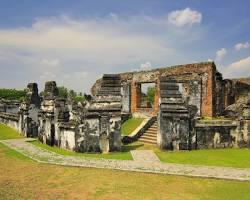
top-left (168, 7), bottom-right (202, 27)
top-left (224, 56), bottom-right (250, 78)
top-left (0, 14), bottom-right (206, 92)
top-left (216, 48), bottom-right (227, 61)
top-left (235, 42), bottom-right (249, 51)
top-left (39, 71), bottom-right (56, 80)
top-left (42, 59), bottom-right (60, 67)
top-left (140, 62), bottom-right (152, 71)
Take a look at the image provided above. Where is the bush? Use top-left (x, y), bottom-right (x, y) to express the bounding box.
top-left (0, 88), bottom-right (26, 100)
top-left (147, 87), bottom-right (156, 106)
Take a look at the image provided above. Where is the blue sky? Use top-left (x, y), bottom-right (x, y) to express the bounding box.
top-left (0, 0), bottom-right (250, 92)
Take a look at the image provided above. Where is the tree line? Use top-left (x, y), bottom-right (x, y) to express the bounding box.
top-left (0, 88), bottom-right (26, 101)
top-left (0, 86), bottom-right (85, 103)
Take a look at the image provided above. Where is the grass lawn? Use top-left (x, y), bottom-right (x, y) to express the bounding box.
top-left (124, 142), bottom-right (250, 168)
top-left (29, 140), bottom-right (133, 160)
top-left (0, 123), bottom-right (23, 140)
top-left (156, 148), bottom-right (250, 168)
top-left (121, 118), bottom-right (144, 136)
top-left (0, 142), bottom-right (250, 200)
top-left (0, 124), bottom-right (250, 199)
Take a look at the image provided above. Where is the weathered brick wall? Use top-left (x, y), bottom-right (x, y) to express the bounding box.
top-left (123, 62), bottom-right (216, 117)
top-left (223, 78), bottom-right (250, 111)
top-left (92, 62), bottom-right (224, 117)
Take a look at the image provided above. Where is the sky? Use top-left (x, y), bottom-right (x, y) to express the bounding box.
top-left (0, 0), bottom-right (250, 93)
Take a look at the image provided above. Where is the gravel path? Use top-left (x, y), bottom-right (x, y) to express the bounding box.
top-left (1, 138), bottom-right (250, 182)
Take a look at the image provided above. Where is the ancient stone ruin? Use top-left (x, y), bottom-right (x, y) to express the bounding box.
top-left (92, 62), bottom-right (250, 150)
top-left (0, 61), bottom-right (250, 152)
top-left (157, 77), bottom-right (190, 150)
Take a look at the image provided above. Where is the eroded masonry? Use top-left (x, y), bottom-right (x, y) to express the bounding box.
top-left (0, 62), bottom-right (250, 152)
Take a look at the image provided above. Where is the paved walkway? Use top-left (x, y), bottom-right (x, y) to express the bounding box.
top-left (1, 138), bottom-right (250, 182)
top-left (131, 150), bottom-right (160, 163)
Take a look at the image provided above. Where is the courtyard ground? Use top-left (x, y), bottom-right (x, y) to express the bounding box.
top-left (1, 140), bottom-right (250, 200)
top-left (0, 124), bottom-right (250, 199)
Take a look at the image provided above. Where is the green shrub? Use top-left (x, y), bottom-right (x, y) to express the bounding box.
top-left (0, 88), bottom-right (26, 100)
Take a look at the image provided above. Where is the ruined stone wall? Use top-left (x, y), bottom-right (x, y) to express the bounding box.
top-left (121, 84), bottom-right (131, 113)
top-left (194, 121), bottom-right (237, 149)
top-left (86, 74), bottom-right (122, 152)
top-left (231, 78), bottom-right (250, 101)
top-left (0, 112), bottom-right (19, 131)
top-left (157, 77), bottom-right (191, 150)
top-left (223, 78), bottom-right (250, 109)
top-left (0, 99), bottom-right (20, 114)
top-left (37, 76), bottom-right (122, 153)
top-left (92, 62), bottom-right (218, 117)
top-left (19, 83), bottom-right (40, 137)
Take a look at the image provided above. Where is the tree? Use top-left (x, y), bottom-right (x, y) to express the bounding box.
top-left (146, 86), bottom-right (156, 106)
top-left (0, 88), bottom-right (26, 100)
top-left (58, 86), bottom-right (68, 98)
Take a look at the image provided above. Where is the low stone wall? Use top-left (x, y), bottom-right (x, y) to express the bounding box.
top-left (58, 122), bottom-right (77, 151)
top-left (121, 113), bottom-right (132, 124)
top-left (194, 120), bottom-right (237, 149)
top-left (0, 112), bottom-right (19, 131)
top-left (0, 99), bottom-right (20, 114)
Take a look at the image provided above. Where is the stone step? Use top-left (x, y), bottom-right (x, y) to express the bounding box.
top-left (140, 135), bottom-right (157, 141)
top-left (138, 138), bottom-right (157, 145)
top-left (147, 127), bottom-right (157, 131)
top-left (144, 133), bottom-right (157, 137)
top-left (141, 133), bottom-right (157, 138)
top-left (145, 130), bottom-right (157, 134)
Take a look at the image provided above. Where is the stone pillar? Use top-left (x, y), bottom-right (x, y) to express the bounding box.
top-left (121, 84), bottom-right (131, 113)
top-left (153, 80), bottom-right (160, 115)
top-left (38, 81), bottom-right (59, 145)
top-left (84, 74), bottom-right (122, 152)
top-left (157, 77), bottom-right (190, 150)
top-left (241, 103), bottom-right (250, 147)
top-left (131, 82), bottom-right (138, 113)
top-left (19, 83), bottom-right (40, 137)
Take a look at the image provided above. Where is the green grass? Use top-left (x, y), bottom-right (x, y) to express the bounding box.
top-left (0, 123), bottom-right (23, 140)
top-left (121, 118), bottom-right (144, 136)
top-left (124, 141), bottom-right (250, 168)
top-left (156, 148), bottom-right (250, 168)
top-left (29, 140), bottom-right (133, 160)
top-left (0, 124), bottom-right (250, 199)
top-left (1, 142), bottom-right (250, 200)
top-left (0, 142), bottom-right (30, 161)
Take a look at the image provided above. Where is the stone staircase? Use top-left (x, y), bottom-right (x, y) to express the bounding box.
top-left (138, 121), bottom-right (157, 145)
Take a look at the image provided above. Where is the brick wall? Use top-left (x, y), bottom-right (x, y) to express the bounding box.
top-left (92, 62), bottom-right (219, 117)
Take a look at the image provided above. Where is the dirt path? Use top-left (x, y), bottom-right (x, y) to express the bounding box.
top-left (1, 138), bottom-right (250, 182)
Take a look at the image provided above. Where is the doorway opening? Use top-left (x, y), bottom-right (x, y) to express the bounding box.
top-left (138, 82), bottom-right (156, 108)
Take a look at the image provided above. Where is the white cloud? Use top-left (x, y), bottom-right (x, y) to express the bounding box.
top-left (224, 56), bottom-right (250, 78)
top-left (140, 62), bottom-right (152, 71)
top-left (168, 7), bottom-right (202, 27)
top-left (216, 48), bottom-right (227, 61)
top-left (235, 42), bottom-right (249, 51)
top-left (39, 71), bottom-right (56, 80)
top-left (0, 15), bottom-right (206, 92)
top-left (42, 59), bottom-right (60, 67)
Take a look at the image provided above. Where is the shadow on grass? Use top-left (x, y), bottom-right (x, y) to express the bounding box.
top-left (122, 143), bottom-right (144, 152)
